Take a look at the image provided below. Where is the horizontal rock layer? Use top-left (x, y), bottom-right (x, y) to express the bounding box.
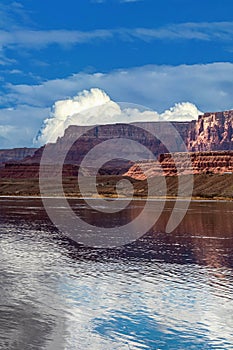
top-left (0, 148), bottom-right (37, 167)
top-left (0, 110), bottom-right (232, 179)
top-left (124, 151), bottom-right (233, 180)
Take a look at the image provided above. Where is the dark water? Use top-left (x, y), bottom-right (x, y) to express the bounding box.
top-left (0, 198), bottom-right (233, 349)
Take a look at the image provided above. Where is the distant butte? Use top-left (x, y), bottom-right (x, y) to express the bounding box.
top-left (0, 110), bottom-right (232, 181)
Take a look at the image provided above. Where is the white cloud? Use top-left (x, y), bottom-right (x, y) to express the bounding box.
top-left (0, 22), bottom-right (233, 50)
top-left (0, 1), bottom-right (31, 30)
top-left (0, 29), bottom-right (113, 49)
top-left (35, 88), bottom-right (201, 146)
top-left (0, 105), bottom-right (49, 148)
top-left (0, 46), bottom-right (16, 66)
top-left (130, 22), bottom-right (233, 41)
top-left (0, 16), bottom-right (232, 66)
top-left (160, 102), bottom-right (201, 121)
top-left (6, 62), bottom-right (233, 112)
top-left (1, 62), bottom-right (233, 148)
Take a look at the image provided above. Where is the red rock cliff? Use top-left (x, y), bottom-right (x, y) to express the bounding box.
top-left (0, 148), bottom-right (37, 167)
top-left (0, 110), bottom-right (232, 179)
top-left (187, 110), bottom-right (233, 151)
top-left (124, 151), bottom-right (233, 180)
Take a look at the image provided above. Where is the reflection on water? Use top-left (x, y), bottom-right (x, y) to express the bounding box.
top-left (0, 198), bottom-right (233, 349)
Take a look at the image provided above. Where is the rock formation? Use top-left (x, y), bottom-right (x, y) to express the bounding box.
top-left (0, 148), bottom-right (37, 167)
top-left (0, 110), bottom-right (232, 179)
top-left (124, 151), bottom-right (233, 180)
top-left (188, 110), bottom-right (233, 151)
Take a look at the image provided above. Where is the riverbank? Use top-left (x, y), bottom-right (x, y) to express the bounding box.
top-left (0, 173), bottom-right (232, 200)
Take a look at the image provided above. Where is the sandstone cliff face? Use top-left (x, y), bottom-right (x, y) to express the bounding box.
top-left (188, 110), bottom-right (233, 151)
top-left (26, 110), bottom-right (233, 166)
top-left (26, 122), bottom-right (189, 165)
top-left (0, 110), bottom-right (233, 179)
top-left (0, 148), bottom-right (37, 167)
top-left (124, 151), bottom-right (233, 180)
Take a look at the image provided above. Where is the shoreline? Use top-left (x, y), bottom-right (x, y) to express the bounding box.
top-left (0, 194), bottom-right (232, 202)
top-left (0, 173), bottom-right (232, 201)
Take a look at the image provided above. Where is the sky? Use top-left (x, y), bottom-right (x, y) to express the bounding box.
top-left (0, 0), bottom-right (233, 148)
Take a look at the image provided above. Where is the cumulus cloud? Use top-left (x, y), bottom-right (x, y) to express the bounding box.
top-left (160, 102), bottom-right (201, 121)
top-left (1, 62), bottom-right (233, 148)
top-left (35, 88), bottom-right (201, 146)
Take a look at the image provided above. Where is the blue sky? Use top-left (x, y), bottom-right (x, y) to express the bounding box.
top-left (0, 0), bottom-right (233, 147)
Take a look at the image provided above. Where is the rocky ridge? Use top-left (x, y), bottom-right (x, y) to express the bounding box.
top-left (0, 148), bottom-right (37, 167)
top-left (188, 110), bottom-right (233, 151)
top-left (124, 151), bottom-right (233, 180)
top-left (0, 110), bottom-right (232, 180)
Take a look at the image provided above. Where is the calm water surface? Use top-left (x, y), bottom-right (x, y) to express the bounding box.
top-left (0, 198), bottom-right (233, 349)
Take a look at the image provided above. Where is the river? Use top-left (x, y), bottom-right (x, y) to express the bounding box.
top-left (0, 198), bottom-right (233, 349)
